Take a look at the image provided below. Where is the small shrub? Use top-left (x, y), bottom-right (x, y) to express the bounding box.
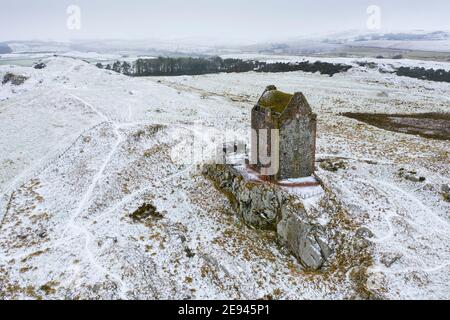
top-left (2, 73), bottom-right (28, 85)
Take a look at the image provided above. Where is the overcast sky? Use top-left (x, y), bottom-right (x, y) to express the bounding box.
top-left (1, 0), bottom-right (450, 42)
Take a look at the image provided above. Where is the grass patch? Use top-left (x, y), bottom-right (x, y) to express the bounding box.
top-left (129, 203), bottom-right (164, 222)
top-left (342, 112), bottom-right (450, 141)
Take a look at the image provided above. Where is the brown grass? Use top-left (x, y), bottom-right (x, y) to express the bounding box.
top-left (342, 112), bottom-right (450, 141)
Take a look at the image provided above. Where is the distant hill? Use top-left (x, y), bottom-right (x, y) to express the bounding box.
top-left (242, 31), bottom-right (450, 56)
top-left (0, 43), bottom-right (12, 54)
top-left (353, 31), bottom-right (450, 42)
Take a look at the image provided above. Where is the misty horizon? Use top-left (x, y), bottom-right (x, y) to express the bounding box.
top-left (1, 0), bottom-right (450, 43)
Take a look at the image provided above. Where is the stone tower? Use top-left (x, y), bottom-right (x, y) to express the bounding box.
top-left (251, 86), bottom-right (317, 181)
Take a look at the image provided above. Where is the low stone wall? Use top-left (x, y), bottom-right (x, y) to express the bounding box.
top-left (203, 164), bottom-right (333, 270)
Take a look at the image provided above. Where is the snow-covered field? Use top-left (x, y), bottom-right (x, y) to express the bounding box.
top-left (346, 39), bottom-right (450, 53)
top-left (0, 55), bottom-right (449, 299)
top-left (0, 51), bottom-right (156, 67)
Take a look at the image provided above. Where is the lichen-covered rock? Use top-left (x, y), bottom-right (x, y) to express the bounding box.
top-left (203, 164), bottom-right (333, 270)
top-left (319, 159), bottom-right (347, 172)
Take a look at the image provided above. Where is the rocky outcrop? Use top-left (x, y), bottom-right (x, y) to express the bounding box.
top-left (33, 62), bottom-right (47, 70)
top-left (203, 164), bottom-right (332, 270)
top-left (204, 164), bottom-right (281, 229)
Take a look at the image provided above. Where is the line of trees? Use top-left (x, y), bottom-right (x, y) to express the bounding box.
top-left (396, 66), bottom-right (450, 83)
top-left (96, 57), bottom-right (352, 77)
top-left (258, 61), bottom-right (352, 76)
top-left (96, 57), bottom-right (450, 83)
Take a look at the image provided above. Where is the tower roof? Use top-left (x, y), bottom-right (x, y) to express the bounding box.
top-left (258, 87), bottom-right (293, 114)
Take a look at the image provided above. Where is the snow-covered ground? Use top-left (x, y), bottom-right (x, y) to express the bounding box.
top-left (0, 55), bottom-right (449, 299)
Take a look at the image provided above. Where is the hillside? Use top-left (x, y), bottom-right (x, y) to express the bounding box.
top-left (0, 56), bottom-right (449, 299)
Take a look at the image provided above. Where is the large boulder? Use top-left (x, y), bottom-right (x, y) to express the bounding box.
top-left (277, 203), bottom-right (331, 270)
